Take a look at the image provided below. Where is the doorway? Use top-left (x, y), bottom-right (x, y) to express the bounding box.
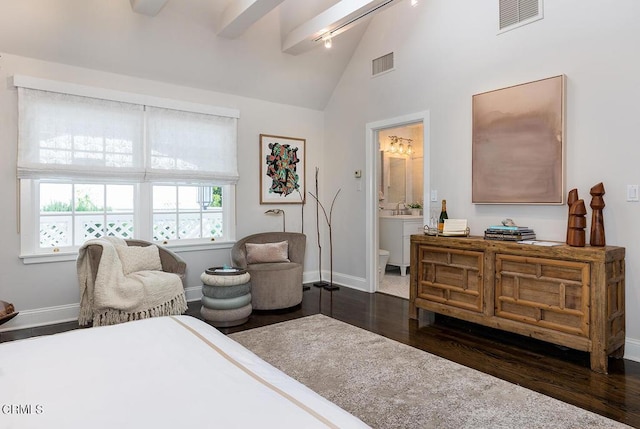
top-left (377, 123), bottom-right (423, 298)
top-left (364, 111), bottom-right (430, 295)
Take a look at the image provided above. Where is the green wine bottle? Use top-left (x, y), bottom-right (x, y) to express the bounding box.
top-left (438, 199), bottom-right (448, 233)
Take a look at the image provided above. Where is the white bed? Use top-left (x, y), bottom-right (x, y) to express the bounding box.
top-left (0, 316), bottom-right (370, 428)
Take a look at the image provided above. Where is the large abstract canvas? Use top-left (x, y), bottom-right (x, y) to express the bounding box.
top-left (260, 134), bottom-right (305, 204)
top-left (472, 75), bottom-right (565, 204)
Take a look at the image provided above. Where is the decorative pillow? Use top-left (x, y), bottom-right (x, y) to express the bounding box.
top-left (116, 244), bottom-right (163, 275)
top-left (245, 241), bottom-right (289, 264)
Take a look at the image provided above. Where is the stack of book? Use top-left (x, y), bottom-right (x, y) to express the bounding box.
top-left (484, 225), bottom-right (536, 241)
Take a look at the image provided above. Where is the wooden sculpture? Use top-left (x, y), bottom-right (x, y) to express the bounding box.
top-left (589, 182), bottom-right (606, 247)
top-left (567, 199), bottom-right (587, 247)
top-left (566, 188), bottom-right (578, 244)
top-left (0, 300), bottom-right (18, 325)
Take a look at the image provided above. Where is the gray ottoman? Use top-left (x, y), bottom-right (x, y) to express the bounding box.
top-left (200, 267), bottom-right (251, 327)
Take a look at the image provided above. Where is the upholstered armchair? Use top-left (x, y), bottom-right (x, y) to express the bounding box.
top-left (78, 238), bottom-right (187, 326)
top-left (84, 239), bottom-right (187, 285)
top-left (231, 232), bottom-right (306, 310)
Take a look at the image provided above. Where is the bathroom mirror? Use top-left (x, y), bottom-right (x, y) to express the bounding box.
top-left (381, 152), bottom-right (409, 206)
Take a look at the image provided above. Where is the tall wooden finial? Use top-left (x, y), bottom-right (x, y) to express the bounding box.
top-left (589, 182), bottom-right (606, 246)
top-left (566, 188), bottom-right (578, 244)
top-left (567, 199), bottom-right (587, 247)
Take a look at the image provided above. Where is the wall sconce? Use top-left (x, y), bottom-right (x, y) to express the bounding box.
top-left (411, 0), bottom-right (419, 6)
top-left (405, 139), bottom-right (413, 155)
top-left (406, 144), bottom-right (413, 155)
top-left (386, 136), bottom-right (414, 156)
top-left (388, 135), bottom-right (398, 153)
top-left (264, 209), bottom-right (286, 232)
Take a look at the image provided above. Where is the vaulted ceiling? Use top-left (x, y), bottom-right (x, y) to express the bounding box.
top-left (0, 0), bottom-right (401, 110)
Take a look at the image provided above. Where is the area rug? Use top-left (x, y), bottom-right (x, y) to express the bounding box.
top-left (229, 314), bottom-right (630, 429)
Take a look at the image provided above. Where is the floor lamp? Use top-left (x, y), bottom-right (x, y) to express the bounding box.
top-left (264, 209), bottom-right (285, 232)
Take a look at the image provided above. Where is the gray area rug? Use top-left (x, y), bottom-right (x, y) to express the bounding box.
top-left (229, 314), bottom-right (630, 429)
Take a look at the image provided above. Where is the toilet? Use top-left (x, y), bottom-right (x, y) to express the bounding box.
top-left (378, 249), bottom-right (390, 282)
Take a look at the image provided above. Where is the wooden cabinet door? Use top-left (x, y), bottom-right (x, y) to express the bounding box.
top-left (416, 245), bottom-right (484, 312)
top-left (495, 254), bottom-right (590, 337)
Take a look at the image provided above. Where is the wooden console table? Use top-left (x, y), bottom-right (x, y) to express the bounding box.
top-left (409, 235), bottom-right (625, 373)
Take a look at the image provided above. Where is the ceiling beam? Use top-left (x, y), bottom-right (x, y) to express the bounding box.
top-left (282, 0), bottom-right (396, 55)
top-left (218, 0), bottom-right (286, 38)
top-left (129, 0), bottom-right (169, 17)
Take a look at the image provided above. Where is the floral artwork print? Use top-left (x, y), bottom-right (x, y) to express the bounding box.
top-left (265, 142), bottom-right (300, 197)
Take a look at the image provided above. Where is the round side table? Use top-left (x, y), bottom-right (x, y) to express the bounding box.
top-left (200, 267), bottom-right (251, 327)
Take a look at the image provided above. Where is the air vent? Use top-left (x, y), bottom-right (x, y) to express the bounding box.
top-left (372, 52), bottom-right (394, 77)
top-left (499, 0), bottom-right (542, 31)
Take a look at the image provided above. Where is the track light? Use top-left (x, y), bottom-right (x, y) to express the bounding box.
top-left (323, 33), bottom-right (332, 49)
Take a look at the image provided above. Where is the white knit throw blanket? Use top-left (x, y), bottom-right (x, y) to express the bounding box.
top-left (77, 237), bottom-right (187, 326)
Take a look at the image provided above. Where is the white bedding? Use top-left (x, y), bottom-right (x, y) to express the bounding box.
top-left (0, 316), bottom-right (370, 428)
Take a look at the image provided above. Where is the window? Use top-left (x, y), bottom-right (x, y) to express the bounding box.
top-left (35, 181), bottom-right (228, 249)
top-left (151, 185), bottom-right (224, 241)
top-left (16, 76), bottom-right (239, 261)
top-left (40, 182), bottom-right (135, 247)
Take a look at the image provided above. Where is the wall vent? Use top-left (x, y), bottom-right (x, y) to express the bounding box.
top-left (499, 0), bottom-right (542, 32)
top-left (372, 52), bottom-right (394, 77)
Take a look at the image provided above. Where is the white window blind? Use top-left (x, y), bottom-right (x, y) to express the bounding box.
top-left (17, 87), bottom-right (239, 184)
top-left (18, 88), bottom-right (145, 181)
top-left (146, 106), bottom-right (238, 184)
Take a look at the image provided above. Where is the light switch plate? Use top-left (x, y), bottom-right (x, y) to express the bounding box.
top-left (627, 185), bottom-right (639, 202)
top-left (430, 190), bottom-right (438, 202)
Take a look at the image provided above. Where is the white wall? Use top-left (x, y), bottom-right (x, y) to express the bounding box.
top-left (0, 53), bottom-right (325, 330)
top-left (324, 0), bottom-right (640, 355)
top-left (4, 0), bottom-right (640, 359)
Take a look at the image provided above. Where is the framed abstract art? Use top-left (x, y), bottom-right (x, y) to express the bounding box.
top-left (472, 75), bottom-right (565, 204)
top-left (260, 134), bottom-right (306, 204)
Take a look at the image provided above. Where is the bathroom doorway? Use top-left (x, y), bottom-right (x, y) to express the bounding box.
top-left (364, 111), bottom-right (430, 296)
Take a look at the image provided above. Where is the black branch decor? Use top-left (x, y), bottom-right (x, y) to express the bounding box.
top-left (311, 168), bottom-right (328, 288)
top-left (295, 188), bottom-right (304, 234)
top-left (308, 177), bottom-right (341, 291)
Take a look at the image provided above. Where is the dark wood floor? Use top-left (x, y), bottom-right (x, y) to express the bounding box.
top-left (2, 286), bottom-right (639, 428)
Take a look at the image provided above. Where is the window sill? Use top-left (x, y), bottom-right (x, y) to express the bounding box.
top-left (20, 251), bottom-right (79, 265)
top-left (160, 240), bottom-right (235, 253)
top-left (20, 240), bottom-right (235, 265)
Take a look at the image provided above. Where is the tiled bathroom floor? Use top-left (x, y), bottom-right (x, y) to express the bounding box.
top-left (377, 267), bottom-right (409, 300)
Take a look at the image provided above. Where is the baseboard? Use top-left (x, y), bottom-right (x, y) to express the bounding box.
top-left (1, 286), bottom-right (204, 332)
top-left (322, 271), bottom-right (370, 292)
top-left (624, 337), bottom-right (640, 363)
top-left (189, 272), bottom-right (370, 298)
top-left (184, 285), bottom-right (202, 302)
top-left (0, 278), bottom-right (365, 331)
top-left (0, 303), bottom-right (79, 332)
